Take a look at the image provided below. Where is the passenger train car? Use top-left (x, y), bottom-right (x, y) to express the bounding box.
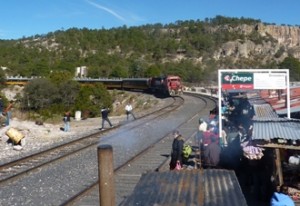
top-left (122, 78), bottom-right (151, 91)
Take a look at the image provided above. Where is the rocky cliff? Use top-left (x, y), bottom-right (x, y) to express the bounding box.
top-left (212, 23), bottom-right (300, 64)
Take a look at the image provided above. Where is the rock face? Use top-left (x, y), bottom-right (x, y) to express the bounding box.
top-left (212, 23), bottom-right (300, 64)
top-left (258, 24), bottom-right (300, 47)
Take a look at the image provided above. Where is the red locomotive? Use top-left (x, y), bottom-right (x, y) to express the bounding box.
top-left (150, 75), bottom-right (183, 96)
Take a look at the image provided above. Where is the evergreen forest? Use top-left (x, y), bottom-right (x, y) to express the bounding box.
top-left (0, 15), bottom-right (300, 121)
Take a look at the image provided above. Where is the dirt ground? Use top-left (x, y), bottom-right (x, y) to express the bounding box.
top-left (0, 91), bottom-right (167, 164)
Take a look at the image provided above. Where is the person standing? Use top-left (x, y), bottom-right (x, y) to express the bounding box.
top-left (125, 103), bottom-right (136, 120)
top-left (203, 136), bottom-right (221, 168)
top-left (169, 130), bottom-right (184, 170)
top-left (0, 96), bottom-right (4, 114)
top-left (100, 107), bottom-right (113, 130)
top-left (197, 118), bottom-right (207, 148)
top-left (4, 100), bottom-right (13, 126)
top-left (63, 111), bottom-right (71, 132)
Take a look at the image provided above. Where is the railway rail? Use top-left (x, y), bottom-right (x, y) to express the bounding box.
top-left (62, 93), bottom-right (217, 206)
top-left (0, 93), bottom-right (216, 206)
top-left (0, 96), bottom-right (184, 186)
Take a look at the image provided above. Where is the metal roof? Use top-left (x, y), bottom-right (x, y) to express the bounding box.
top-left (275, 105), bottom-right (300, 115)
top-left (247, 98), bottom-right (267, 105)
top-left (252, 119), bottom-right (300, 141)
top-left (246, 92), bottom-right (267, 105)
top-left (121, 169), bottom-right (247, 206)
top-left (252, 104), bottom-right (279, 120)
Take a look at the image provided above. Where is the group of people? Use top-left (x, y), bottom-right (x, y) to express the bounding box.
top-left (218, 94), bottom-right (296, 205)
top-left (168, 114), bottom-right (222, 171)
top-left (197, 117), bottom-right (222, 168)
top-left (99, 102), bottom-right (136, 130)
top-left (63, 102), bottom-right (137, 132)
top-left (168, 119), bottom-right (296, 205)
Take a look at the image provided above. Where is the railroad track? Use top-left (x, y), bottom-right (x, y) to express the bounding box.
top-left (62, 94), bottom-right (217, 206)
top-left (0, 96), bottom-right (184, 186)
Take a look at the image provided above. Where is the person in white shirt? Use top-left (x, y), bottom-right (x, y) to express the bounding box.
top-left (125, 103), bottom-right (136, 120)
top-left (196, 118), bottom-right (207, 149)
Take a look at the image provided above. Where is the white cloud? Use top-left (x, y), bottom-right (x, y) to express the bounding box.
top-left (85, 0), bottom-right (126, 23)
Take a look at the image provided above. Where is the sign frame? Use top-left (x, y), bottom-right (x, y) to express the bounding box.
top-left (218, 69), bottom-right (290, 140)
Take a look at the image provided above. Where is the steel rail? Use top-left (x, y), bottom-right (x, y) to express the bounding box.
top-left (61, 94), bottom-right (216, 206)
top-left (0, 96), bottom-right (183, 186)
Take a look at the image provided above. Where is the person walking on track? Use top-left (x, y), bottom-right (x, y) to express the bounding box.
top-left (100, 107), bottom-right (113, 130)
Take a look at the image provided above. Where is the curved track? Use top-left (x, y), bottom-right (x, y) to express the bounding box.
top-left (0, 96), bottom-right (183, 186)
top-left (0, 93), bottom-right (216, 206)
top-left (63, 93), bottom-right (217, 206)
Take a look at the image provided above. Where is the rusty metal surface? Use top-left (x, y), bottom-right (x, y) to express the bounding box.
top-left (121, 169), bottom-right (247, 206)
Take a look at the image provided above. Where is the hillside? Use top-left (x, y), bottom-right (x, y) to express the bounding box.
top-left (0, 15), bottom-right (300, 84)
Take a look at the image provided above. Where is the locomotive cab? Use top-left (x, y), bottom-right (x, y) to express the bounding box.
top-left (166, 75), bottom-right (183, 96)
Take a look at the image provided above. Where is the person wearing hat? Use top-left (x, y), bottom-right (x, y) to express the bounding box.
top-left (169, 130), bottom-right (184, 170)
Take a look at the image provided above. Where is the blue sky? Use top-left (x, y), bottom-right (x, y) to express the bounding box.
top-left (1, 0), bottom-right (299, 40)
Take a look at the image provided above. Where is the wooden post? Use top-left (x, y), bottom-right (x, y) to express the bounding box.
top-left (275, 148), bottom-right (283, 186)
top-left (98, 144), bottom-right (115, 206)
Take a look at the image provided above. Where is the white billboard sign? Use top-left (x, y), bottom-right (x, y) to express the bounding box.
top-left (254, 73), bottom-right (287, 89)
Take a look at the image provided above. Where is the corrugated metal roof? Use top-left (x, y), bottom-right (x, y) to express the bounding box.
top-left (275, 105), bottom-right (300, 115)
top-left (121, 169), bottom-right (247, 206)
top-left (252, 104), bottom-right (279, 120)
top-left (203, 170), bottom-right (247, 206)
top-left (246, 92), bottom-right (267, 105)
top-left (248, 98), bottom-right (267, 105)
top-left (253, 119), bottom-right (300, 141)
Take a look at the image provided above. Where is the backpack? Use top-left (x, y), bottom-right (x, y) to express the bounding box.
top-left (182, 144), bottom-right (192, 159)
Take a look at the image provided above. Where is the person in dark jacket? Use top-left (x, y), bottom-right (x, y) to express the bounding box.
top-left (0, 96), bottom-right (3, 114)
top-left (100, 107), bottom-right (113, 130)
top-left (169, 130), bottom-right (184, 170)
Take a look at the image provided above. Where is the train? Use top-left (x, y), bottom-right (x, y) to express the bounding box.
top-left (77, 75), bottom-right (183, 96)
top-left (5, 75), bottom-right (183, 96)
top-left (149, 75), bottom-right (183, 96)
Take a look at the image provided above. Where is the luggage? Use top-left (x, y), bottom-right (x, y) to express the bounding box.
top-left (6, 128), bottom-right (25, 144)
